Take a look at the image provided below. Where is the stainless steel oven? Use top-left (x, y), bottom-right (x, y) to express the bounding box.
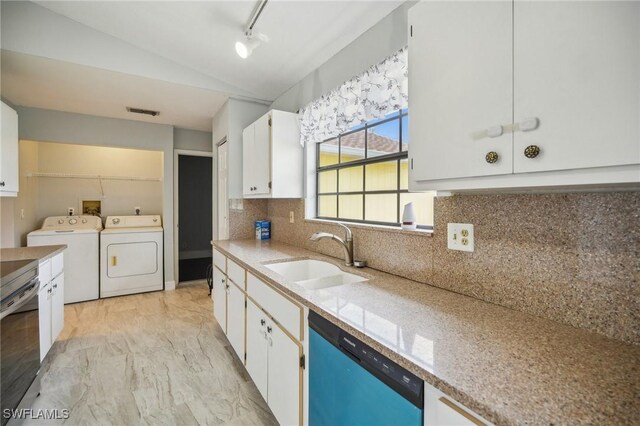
top-left (1, 260), bottom-right (40, 426)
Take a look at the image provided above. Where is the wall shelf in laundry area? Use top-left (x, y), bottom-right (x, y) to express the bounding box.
top-left (27, 172), bottom-right (162, 196)
top-left (26, 172), bottom-right (161, 182)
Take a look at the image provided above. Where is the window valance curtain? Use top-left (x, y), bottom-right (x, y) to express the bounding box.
top-left (298, 46), bottom-right (408, 147)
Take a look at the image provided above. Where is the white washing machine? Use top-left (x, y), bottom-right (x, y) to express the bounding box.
top-left (100, 215), bottom-right (163, 298)
top-left (28, 215), bottom-right (103, 304)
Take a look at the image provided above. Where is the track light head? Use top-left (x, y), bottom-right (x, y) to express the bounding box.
top-left (235, 30), bottom-right (268, 59)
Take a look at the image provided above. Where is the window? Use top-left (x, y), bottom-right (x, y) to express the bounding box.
top-left (316, 110), bottom-right (433, 228)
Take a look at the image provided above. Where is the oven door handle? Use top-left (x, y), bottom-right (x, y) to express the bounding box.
top-left (0, 280), bottom-right (39, 320)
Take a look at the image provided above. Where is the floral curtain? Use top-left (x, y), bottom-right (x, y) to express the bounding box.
top-left (298, 47), bottom-right (408, 147)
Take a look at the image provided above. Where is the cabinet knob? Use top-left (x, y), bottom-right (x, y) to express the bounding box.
top-left (0, 181), bottom-right (4, 187)
top-left (524, 145), bottom-right (541, 158)
top-left (266, 326), bottom-right (272, 334)
top-left (260, 319), bottom-right (266, 326)
top-left (485, 151), bottom-right (499, 164)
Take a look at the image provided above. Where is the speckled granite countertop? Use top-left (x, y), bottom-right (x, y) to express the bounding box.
top-left (0, 245), bottom-right (67, 262)
top-left (214, 239), bottom-right (639, 426)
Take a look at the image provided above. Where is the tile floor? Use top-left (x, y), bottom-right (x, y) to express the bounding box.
top-left (28, 282), bottom-right (277, 425)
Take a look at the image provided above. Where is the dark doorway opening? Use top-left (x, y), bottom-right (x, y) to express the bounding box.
top-left (178, 154), bottom-right (213, 282)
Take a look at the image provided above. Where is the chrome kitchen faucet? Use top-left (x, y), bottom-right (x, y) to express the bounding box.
top-left (309, 223), bottom-right (366, 268)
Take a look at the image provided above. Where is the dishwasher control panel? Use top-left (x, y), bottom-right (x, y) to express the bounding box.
top-left (338, 332), bottom-right (423, 402)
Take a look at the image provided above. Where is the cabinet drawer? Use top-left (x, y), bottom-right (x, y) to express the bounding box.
top-left (213, 248), bottom-right (226, 273)
top-left (227, 258), bottom-right (245, 289)
top-left (38, 259), bottom-right (51, 290)
top-left (247, 272), bottom-right (301, 340)
top-left (51, 253), bottom-right (64, 278)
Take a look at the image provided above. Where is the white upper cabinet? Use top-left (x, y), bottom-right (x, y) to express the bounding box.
top-left (513, 1), bottom-right (640, 174)
top-left (409, 0), bottom-right (640, 192)
top-left (242, 110), bottom-right (303, 198)
top-left (409, 1), bottom-right (513, 182)
top-left (0, 101), bottom-right (19, 196)
top-left (243, 113), bottom-right (271, 196)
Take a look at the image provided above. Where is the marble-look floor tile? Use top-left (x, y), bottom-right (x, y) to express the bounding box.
top-left (33, 284), bottom-right (277, 426)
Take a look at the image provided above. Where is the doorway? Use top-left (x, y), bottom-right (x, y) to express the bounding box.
top-left (174, 150), bottom-right (213, 283)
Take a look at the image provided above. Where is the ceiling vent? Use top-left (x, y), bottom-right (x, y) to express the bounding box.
top-left (126, 107), bottom-right (160, 117)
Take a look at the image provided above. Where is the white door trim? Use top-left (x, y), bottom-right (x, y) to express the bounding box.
top-left (173, 149), bottom-right (213, 286)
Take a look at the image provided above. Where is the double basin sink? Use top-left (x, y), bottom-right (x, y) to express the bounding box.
top-left (264, 259), bottom-right (367, 290)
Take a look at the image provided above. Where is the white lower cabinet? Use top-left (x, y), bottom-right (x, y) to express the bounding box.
top-left (212, 266), bottom-right (227, 332)
top-left (424, 382), bottom-right (492, 426)
top-left (246, 299), bottom-right (269, 400)
top-left (211, 249), bottom-right (305, 425)
top-left (226, 281), bottom-right (245, 360)
top-left (38, 281), bottom-right (53, 361)
top-left (38, 254), bottom-right (65, 361)
top-left (51, 273), bottom-right (65, 343)
top-left (246, 299), bottom-right (301, 426)
top-left (267, 317), bottom-right (301, 426)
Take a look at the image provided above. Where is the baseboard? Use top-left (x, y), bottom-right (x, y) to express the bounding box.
top-left (164, 280), bottom-right (176, 291)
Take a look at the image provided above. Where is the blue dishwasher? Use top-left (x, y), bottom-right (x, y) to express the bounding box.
top-left (309, 312), bottom-right (423, 426)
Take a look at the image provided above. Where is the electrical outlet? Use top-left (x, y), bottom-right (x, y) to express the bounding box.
top-left (289, 211), bottom-right (295, 223)
top-left (68, 207), bottom-right (75, 216)
top-left (447, 223), bottom-right (474, 252)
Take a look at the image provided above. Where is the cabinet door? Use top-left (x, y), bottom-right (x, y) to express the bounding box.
top-left (246, 299), bottom-right (268, 400)
top-left (514, 1), bottom-right (640, 173)
top-left (242, 123), bottom-right (255, 196)
top-left (408, 1), bottom-right (513, 184)
top-left (51, 273), bottom-right (64, 342)
top-left (267, 320), bottom-right (301, 426)
top-left (38, 283), bottom-right (52, 361)
top-left (212, 267), bottom-right (227, 332)
top-left (0, 101), bottom-right (19, 194)
top-left (252, 113), bottom-right (271, 195)
top-left (226, 281), bottom-right (245, 361)
top-left (424, 382), bottom-right (492, 426)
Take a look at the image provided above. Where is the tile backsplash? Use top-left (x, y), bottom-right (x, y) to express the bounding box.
top-left (229, 192), bottom-right (639, 345)
top-left (228, 199), bottom-right (268, 240)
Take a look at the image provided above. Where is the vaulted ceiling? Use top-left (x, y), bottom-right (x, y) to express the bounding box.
top-left (1, 1), bottom-right (405, 130)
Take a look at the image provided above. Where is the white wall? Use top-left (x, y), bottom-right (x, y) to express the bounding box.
top-left (173, 127), bottom-right (212, 152)
top-left (210, 98), bottom-right (268, 240)
top-left (13, 140), bottom-right (39, 246)
top-left (34, 142), bottom-right (163, 219)
top-left (16, 107), bottom-right (176, 286)
top-left (0, 198), bottom-right (16, 248)
top-left (270, 2), bottom-right (415, 113)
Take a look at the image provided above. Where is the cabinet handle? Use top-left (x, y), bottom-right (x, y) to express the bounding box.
top-left (268, 336), bottom-right (273, 346)
top-left (485, 151), bottom-right (499, 164)
top-left (260, 319), bottom-right (266, 326)
top-left (111, 256), bottom-right (117, 266)
top-left (266, 326), bottom-right (272, 334)
top-left (47, 288), bottom-right (52, 294)
top-left (0, 181), bottom-right (4, 187)
top-left (53, 284), bottom-right (58, 289)
top-left (438, 397), bottom-right (486, 426)
top-left (524, 145), bottom-right (541, 158)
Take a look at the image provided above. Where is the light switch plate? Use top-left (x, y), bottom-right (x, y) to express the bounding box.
top-left (447, 223), bottom-right (474, 252)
